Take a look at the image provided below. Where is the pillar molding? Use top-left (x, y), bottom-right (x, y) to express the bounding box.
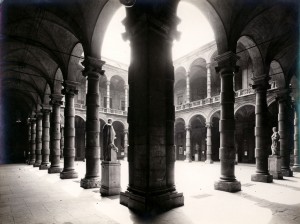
top-left (106, 80), bottom-right (110, 109)
top-left (60, 81), bottom-right (79, 179)
top-left (292, 102), bottom-right (300, 172)
top-left (250, 75), bottom-right (273, 183)
top-left (33, 112), bottom-right (43, 167)
top-left (277, 88), bottom-right (293, 176)
top-left (186, 73), bottom-right (190, 103)
top-left (40, 105), bottom-right (51, 170)
top-left (185, 125), bottom-right (192, 162)
top-left (124, 84), bottom-right (129, 112)
top-left (48, 94), bottom-right (63, 173)
top-left (205, 122), bottom-right (213, 164)
top-left (28, 116), bottom-right (36, 165)
top-left (80, 56), bottom-right (105, 188)
top-left (206, 64), bottom-right (212, 99)
top-left (214, 51), bottom-right (241, 192)
top-left (119, 2), bottom-right (183, 214)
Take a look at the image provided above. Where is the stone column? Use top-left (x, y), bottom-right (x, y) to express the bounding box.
top-left (27, 119), bottom-right (31, 164)
top-left (207, 64), bottom-right (212, 98)
top-left (124, 129), bottom-right (128, 159)
top-left (251, 75), bottom-right (273, 183)
top-left (214, 51), bottom-right (241, 192)
top-left (186, 73), bottom-right (190, 103)
top-left (48, 94), bottom-right (63, 173)
top-left (106, 80), bottom-right (110, 109)
top-left (33, 113), bottom-right (43, 167)
top-left (29, 117), bottom-right (36, 165)
top-left (60, 81), bottom-right (79, 179)
top-left (205, 122), bottom-right (213, 164)
top-left (80, 57), bottom-right (104, 188)
top-left (292, 105), bottom-right (300, 172)
top-left (185, 125), bottom-right (192, 162)
top-left (40, 106), bottom-right (51, 170)
top-left (124, 84), bottom-right (128, 112)
top-left (277, 89), bottom-right (293, 177)
top-left (60, 126), bottom-right (64, 158)
top-left (119, 1), bottom-right (183, 214)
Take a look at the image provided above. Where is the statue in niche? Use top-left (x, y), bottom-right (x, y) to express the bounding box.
top-left (271, 127), bottom-right (280, 155)
top-left (103, 119), bottom-right (118, 161)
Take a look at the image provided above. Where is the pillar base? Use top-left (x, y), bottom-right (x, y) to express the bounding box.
top-left (48, 167), bottom-right (62, 174)
top-left (120, 190), bottom-right (184, 214)
top-left (292, 166), bottom-right (300, 172)
top-left (251, 173), bottom-right (273, 183)
top-left (80, 177), bottom-right (101, 189)
top-left (185, 159), bottom-right (192, 163)
top-left (281, 168), bottom-right (293, 177)
top-left (205, 159), bottom-right (213, 164)
top-left (28, 160), bottom-right (35, 165)
top-left (39, 163), bottom-right (50, 170)
top-left (214, 180), bottom-right (241, 193)
top-left (100, 161), bottom-right (121, 196)
top-left (60, 170), bottom-right (78, 179)
top-left (33, 162), bottom-right (41, 167)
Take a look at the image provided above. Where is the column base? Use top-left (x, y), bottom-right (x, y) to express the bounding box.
top-left (100, 161), bottom-right (121, 196)
top-left (39, 163), bottom-right (50, 170)
top-left (120, 190), bottom-right (184, 214)
top-left (205, 159), bottom-right (213, 164)
top-left (281, 168), bottom-right (293, 177)
top-left (292, 165), bottom-right (300, 172)
top-left (33, 162), bottom-right (41, 167)
top-left (60, 170), bottom-right (78, 179)
top-left (214, 180), bottom-right (241, 193)
top-left (28, 160), bottom-right (35, 165)
top-left (48, 167), bottom-right (62, 174)
top-left (80, 177), bottom-right (101, 189)
top-left (184, 159), bottom-right (192, 163)
top-left (251, 173), bottom-right (273, 183)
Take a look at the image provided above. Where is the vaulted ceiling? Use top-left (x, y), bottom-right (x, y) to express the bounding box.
top-left (0, 0), bottom-right (298, 120)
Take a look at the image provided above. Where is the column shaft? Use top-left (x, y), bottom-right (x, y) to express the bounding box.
top-left (80, 59), bottom-right (104, 188)
top-left (40, 108), bottom-right (51, 170)
top-left (251, 76), bottom-right (272, 182)
top-left (293, 108), bottom-right (300, 171)
top-left (29, 118), bottom-right (36, 165)
top-left (33, 114), bottom-right (42, 167)
top-left (27, 121), bottom-right (31, 164)
top-left (61, 81), bottom-right (78, 179)
top-left (124, 85), bottom-right (128, 112)
top-left (106, 81), bottom-right (110, 109)
top-left (185, 126), bottom-right (191, 162)
top-left (186, 75), bottom-right (190, 103)
top-left (205, 122), bottom-right (213, 163)
top-left (214, 52), bottom-right (241, 192)
top-left (124, 129), bottom-right (128, 159)
top-left (207, 64), bottom-right (211, 98)
top-left (48, 95), bottom-right (63, 173)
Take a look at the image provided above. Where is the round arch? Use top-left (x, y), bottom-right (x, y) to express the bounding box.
top-left (112, 120), bottom-right (125, 159)
top-left (189, 114), bottom-right (206, 161)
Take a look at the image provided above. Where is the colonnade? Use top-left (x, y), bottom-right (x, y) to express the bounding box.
top-left (104, 80), bottom-right (128, 111)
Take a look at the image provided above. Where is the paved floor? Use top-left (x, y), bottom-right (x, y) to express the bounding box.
top-left (0, 160), bottom-right (299, 224)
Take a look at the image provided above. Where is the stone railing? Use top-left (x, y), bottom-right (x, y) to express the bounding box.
top-left (235, 88), bottom-right (255, 97)
top-left (99, 107), bottom-right (128, 116)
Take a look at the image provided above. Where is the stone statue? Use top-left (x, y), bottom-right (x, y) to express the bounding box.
top-left (271, 127), bottom-right (280, 155)
top-left (103, 119), bottom-right (118, 161)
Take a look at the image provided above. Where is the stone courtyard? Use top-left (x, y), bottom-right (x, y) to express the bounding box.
top-left (0, 160), bottom-right (299, 224)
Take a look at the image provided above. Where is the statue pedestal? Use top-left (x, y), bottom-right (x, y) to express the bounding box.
top-left (268, 155), bottom-right (283, 179)
top-left (100, 161), bottom-right (121, 196)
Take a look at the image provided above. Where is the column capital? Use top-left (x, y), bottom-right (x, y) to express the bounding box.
top-left (185, 125), bottom-right (191, 130)
top-left (276, 88), bottom-right (292, 102)
top-left (122, 7), bottom-right (180, 42)
top-left (62, 81), bottom-right (79, 96)
top-left (124, 84), bottom-right (129, 90)
top-left (214, 51), bottom-right (239, 74)
top-left (106, 80), bottom-right (111, 85)
top-left (35, 112), bottom-right (43, 120)
top-left (252, 74), bottom-right (271, 91)
top-left (50, 94), bottom-right (63, 106)
top-left (82, 56), bottom-right (105, 77)
top-left (206, 63), bottom-right (211, 69)
top-left (30, 117), bottom-right (36, 123)
top-left (124, 129), bottom-right (128, 134)
top-left (41, 104), bottom-right (52, 113)
top-left (205, 122), bottom-right (212, 128)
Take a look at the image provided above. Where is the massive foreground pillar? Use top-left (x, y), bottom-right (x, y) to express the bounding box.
top-left (40, 106), bottom-right (51, 170)
top-left (29, 117), bottom-right (36, 165)
top-left (60, 81), bottom-right (78, 179)
top-left (277, 89), bottom-right (293, 177)
top-left (293, 104), bottom-right (300, 172)
top-left (120, 1), bottom-right (184, 214)
top-left (48, 94), bottom-right (63, 173)
top-left (80, 57), bottom-right (104, 188)
top-left (251, 75), bottom-right (273, 183)
top-left (214, 52), bottom-right (241, 192)
top-left (33, 113), bottom-right (43, 167)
